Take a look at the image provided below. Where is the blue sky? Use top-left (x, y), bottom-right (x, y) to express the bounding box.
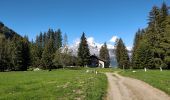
top-left (0, 0), bottom-right (169, 49)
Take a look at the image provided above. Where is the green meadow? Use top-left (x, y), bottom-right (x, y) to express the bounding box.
top-left (120, 70), bottom-right (170, 95)
top-left (0, 68), bottom-right (170, 100)
top-left (0, 69), bottom-right (107, 100)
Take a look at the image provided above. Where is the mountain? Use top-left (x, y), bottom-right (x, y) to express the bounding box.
top-left (66, 40), bottom-right (132, 67)
top-left (0, 22), bottom-right (20, 39)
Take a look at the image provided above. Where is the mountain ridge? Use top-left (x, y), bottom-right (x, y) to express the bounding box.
top-left (0, 22), bottom-right (21, 39)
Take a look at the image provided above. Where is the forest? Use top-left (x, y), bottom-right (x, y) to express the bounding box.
top-left (115, 2), bottom-right (170, 69)
top-left (0, 24), bottom-right (110, 71)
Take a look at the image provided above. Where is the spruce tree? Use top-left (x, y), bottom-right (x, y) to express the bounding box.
top-left (99, 43), bottom-right (110, 67)
top-left (41, 37), bottom-right (55, 70)
top-left (132, 3), bottom-right (169, 69)
top-left (77, 32), bottom-right (90, 67)
top-left (135, 40), bottom-right (153, 69)
top-left (0, 34), bottom-right (8, 71)
top-left (30, 43), bottom-right (43, 68)
top-left (55, 29), bottom-right (62, 50)
top-left (145, 3), bottom-right (169, 69)
top-left (161, 2), bottom-right (168, 20)
top-left (10, 35), bottom-right (26, 71)
top-left (22, 36), bottom-right (31, 70)
top-left (131, 29), bottom-right (144, 68)
top-left (115, 38), bottom-right (130, 69)
top-left (163, 16), bottom-right (170, 69)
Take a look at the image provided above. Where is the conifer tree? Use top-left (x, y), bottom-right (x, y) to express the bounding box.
top-left (55, 29), bottom-right (62, 50)
top-left (41, 37), bottom-right (55, 70)
top-left (163, 16), bottom-right (170, 69)
top-left (30, 35), bottom-right (44, 68)
top-left (99, 43), bottom-right (110, 67)
top-left (22, 36), bottom-right (31, 70)
top-left (131, 29), bottom-right (144, 68)
top-left (135, 40), bottom-right (153, 69)
top-left (10, 35), bottom-right (26, 71)
top-left (77, 33), bottom-right (90, 66)
top-left (0, 34), bottom-right (8, 71)
top-left (145, 3), bottom-right (169, 69)
top-left (30, 43), bottom-right (43, 68)
top-left (115, 38), bottom-right (130, 69)
top-left (131, 2), bottom-right (169, 69)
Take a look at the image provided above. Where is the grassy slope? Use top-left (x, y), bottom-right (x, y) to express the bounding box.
top-left (120, 70), bottom-right (170, 95)
top-left (0, 69), bottom-right (107, 100)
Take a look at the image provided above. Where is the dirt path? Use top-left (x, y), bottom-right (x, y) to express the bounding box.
top-left (105, 72), bottom-right (170, 100)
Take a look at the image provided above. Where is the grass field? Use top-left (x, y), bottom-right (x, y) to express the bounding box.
top-left (120, 69), bottom-right (170, 95)
top-left (0, 69), bottom-right (107, 100)
top-left (95, 68), bottom-right (116, 73)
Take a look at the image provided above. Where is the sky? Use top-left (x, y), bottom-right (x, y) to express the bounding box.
top-left (0, 0), bottom-right (169, 50)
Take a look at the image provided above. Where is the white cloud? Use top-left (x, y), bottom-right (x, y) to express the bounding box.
top-left (126, 46), bottom-right (132, 51)
top-left (87, 37), bottom-right (95, 47)
top-left (109, 36), bottom-right (118, 43)
top-left (87, 37), bottom-right (94, 43)
top-left (71, 37), bottom-right (116, 50)
top-left (69, 36), bottom-right (131, 57)
top-left (71, 36), bottom-right (130, 51)
top-left (72, 38), bottom-right (80, 47)
top-left (107, 44), bottom-right (115, 49)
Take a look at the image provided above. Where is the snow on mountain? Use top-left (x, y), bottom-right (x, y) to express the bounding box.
top-left (63, 37), bottom-right (117, 67)
top-left (61, 36), bottom-right (131, 67)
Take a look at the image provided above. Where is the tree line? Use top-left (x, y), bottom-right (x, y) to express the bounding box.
top-left (0, 24), bottom-right (111, 71)
top-left (0, 34), bottom-right (30, 71)
top-left (115, 2), bottom-right (170, 69)
top-left (0, 25), bottom-right (75, 71)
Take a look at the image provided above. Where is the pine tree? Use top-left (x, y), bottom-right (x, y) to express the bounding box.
top-left (30, 43), bottom-right (42, 68)
top-left (132, 2), bottom-right (169, 69)
top-left (43, 32), bottom-right (47, 48)
top-left (30, 34), bottom-right (44, 68)
top-left (10, 35), bottom-right (26, 70)
top-left (115, 38), bottom-right (130, 69)
top-left (135, 40), bottom-right (153, 69)
top-left (131, 29), bottom-right (144, 68)
top-left (41, 37), bottom-right (55, 70)
top-left (99, 43), bottom-right (110, 67)
top-left (159, 3), bottom-right (169, 69)
top-left (0, 34), bottom-right (8, 71)
top-left (77, 32), bottom-right (90, 67)
top-left (55, 29), bottom-right (62, 50)
top-left (163, 16), bottom-right (170, 69)
top-left (145, 3), bottom-right (169, 69)
top-left (161, 2), bottom-right (168, 20)
top-left (22, 36), bottom-right (31, 70)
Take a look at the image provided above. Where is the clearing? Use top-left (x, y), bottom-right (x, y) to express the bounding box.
top-left (0, 69), bottom-right (107, 100)
top-left (106, 72), bottom-right (170, 100)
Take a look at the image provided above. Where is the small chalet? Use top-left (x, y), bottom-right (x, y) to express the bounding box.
top-left (90, 55), bottom-right (105, 68)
